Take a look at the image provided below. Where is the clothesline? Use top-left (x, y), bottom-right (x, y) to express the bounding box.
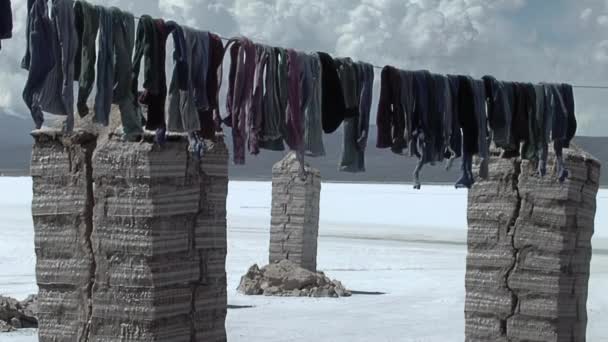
top-left (131, 16), bottom-right (608, 90)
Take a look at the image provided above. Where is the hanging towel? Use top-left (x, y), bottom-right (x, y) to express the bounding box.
top-left (472, 79), bottom-right (489, 179)
top-left (74, 1), bottom-right (99, 117)
top-left (317, 52), bottom-right (347, 134)
top-left (376, 66), bottom-right (402, 150)
top-left (23, 0), bottom-right (77, 132)
top-left (521, 83), bottom-right (539, 161)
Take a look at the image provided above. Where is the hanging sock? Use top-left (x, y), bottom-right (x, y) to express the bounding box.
top-left (413, 160), bottom-right (423, 190)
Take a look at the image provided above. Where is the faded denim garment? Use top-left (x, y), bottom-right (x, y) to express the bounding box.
top-left (22, 0), bottom-right (54, 129)
top-left (358, 63), bottom-right (374, 150)
top-left (74, 0), bottom-right (99, 117)
top-left (95, 7), bottom-right (143, 138)
top-left (258, 45), bottom-right (285, 151)
top-left (482, 75), bottom-right (512, 149)
top-left (168, 26), bottom-right (208, 133)
top-left (28, 0), bottom-right (78, 132)
top-left (303, 53), bottom-right (325, 157)
top-left (94, 6), bottom-right (113, 125)
top-left (521, 83), bottom-right (539, 161)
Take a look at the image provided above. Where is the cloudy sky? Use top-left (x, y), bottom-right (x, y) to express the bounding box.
top-left (1, 0), bottom-right (608, 136)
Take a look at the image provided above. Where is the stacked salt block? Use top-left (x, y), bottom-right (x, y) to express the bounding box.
top-left (269, 152), bottom-right (321, 272)
top-left (466, 147), bottom-right (601, 342)
top-left (91, 135), bottom-right (228, 341)
top-left (30, 130), bottom-right (97, 342)
top-left (31, 127), bottom-right (228, 342)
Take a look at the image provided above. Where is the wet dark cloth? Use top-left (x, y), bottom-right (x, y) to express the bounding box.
top-left (22, 0), bottom-right (54, 129)
top-left (340, 62), bottom-right (374, 173)
top-left (520, 83), bottom-right (538, 161)
top-left (21, 0), bottom-right (36, 69)
top-left (472, 79), bottom-right (489, 179)
top-left (482, 75), bottom-right (512, 149)
top-left (139, 19), bottom-right (168, 132)
top-left (376, 65), bottom-right (407, 153)
top-left (446, 75), bottom-right (462, 165)
top-left (0, 0), bottom-right (13, 50)
top-left (455, 76), bottom-right (477, 189)
top-left (23, 0), bottom-right (77, 132)
top-left (132, 16), bottom-right (168, 131)
top-left (411, 70), bottom-right (434, 189)
top-left (74, 0), bottom-right (99, 117)
top-left (317, 52), bottom-right (347, 134)
top-left (560, 83), bottom-right (577, 148)
top-left (202, 33), bottom-right (225, 139)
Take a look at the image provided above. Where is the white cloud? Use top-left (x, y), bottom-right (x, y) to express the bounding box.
top-left (581, 7), bottom-right (593, 22)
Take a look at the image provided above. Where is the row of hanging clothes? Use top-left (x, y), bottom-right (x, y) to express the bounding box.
top-left (222, 38), bottom-right (375, 171)
top-left (20, 0), bottom-right (577, 188)
top-left (21, 0), bottom-right (225, 151)
top-left (376, 68), bottom-right (577, 188)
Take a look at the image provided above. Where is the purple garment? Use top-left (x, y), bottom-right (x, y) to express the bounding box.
top-left (285, 49), bottom-right (303, 151)
top-left (225, 37), bottom-right (256, 164)
top-left (248, 44), bottom-right (268, 155)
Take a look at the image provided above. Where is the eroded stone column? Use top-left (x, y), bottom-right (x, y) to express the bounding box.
top-left (31, 129), bottom-right (228, 342)
top-left (269, 152), bottom-right (321, 272)
top-left (31, 130), bottom-right (97, 342)
top-left (466, 148), bottom-right (601, 342)
top-left (91, 135), bottom-right (228, 341)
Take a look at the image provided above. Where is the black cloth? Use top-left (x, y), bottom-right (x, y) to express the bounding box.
top-left (457, 75), bottom-right (478, 156)
top-left (482, 75), bottom-right (511, 149)
top-left (376, 66), bottom-right (405, 151)
top-left (317, 52), bottom-right (347, 134)
top-left (560, 83), bottom-right (577, 148)
top-left (0, 0), bottom-right (12, 50)
top-left (446, 75), bottom-right (462, 160)
top-left (74, 0), bottom-right (99, 117)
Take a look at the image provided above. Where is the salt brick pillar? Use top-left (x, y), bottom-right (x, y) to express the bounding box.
top-left (31, 130), bottom-right (229, 342)
top-left (31, 130), bottom-right (97, 342)
top-left (465, 148), bottom-right (601, 342)
top-left (269, 152), bottom-right (321, 272)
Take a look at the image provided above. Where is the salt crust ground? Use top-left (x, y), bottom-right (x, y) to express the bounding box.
top-left (1, 178), bottom-right (607, 341)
